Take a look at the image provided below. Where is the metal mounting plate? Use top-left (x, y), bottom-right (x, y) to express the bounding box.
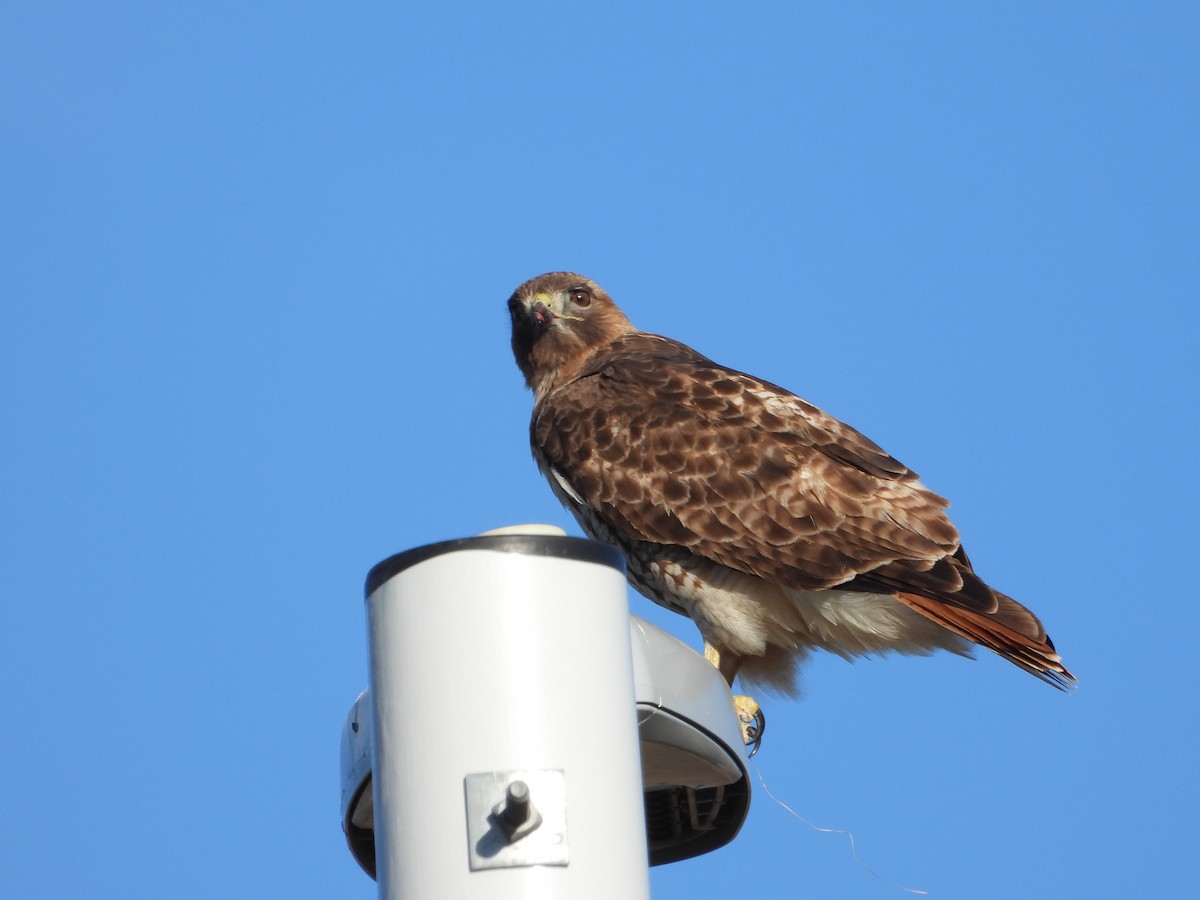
top-left (463, 769), bottom-right (569, 871)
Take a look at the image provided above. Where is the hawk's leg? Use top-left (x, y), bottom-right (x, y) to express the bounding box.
top-left (704, 642), bottom-right (765, 756)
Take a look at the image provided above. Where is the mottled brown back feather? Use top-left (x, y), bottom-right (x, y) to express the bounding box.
top-left (534, 332), bottom-right (959, 590)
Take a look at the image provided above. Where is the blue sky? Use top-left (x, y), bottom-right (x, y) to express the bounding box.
top-left (3, 3), bottom-right (1197, 897)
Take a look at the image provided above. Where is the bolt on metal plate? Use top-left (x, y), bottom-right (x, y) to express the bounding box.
top-left (464, 769), bottom-right (568, 871)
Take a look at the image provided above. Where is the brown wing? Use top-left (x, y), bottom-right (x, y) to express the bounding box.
top-left (534, 332), bottom-right (964, 590)
top-left (534, 332), bottom-right (1074, 687)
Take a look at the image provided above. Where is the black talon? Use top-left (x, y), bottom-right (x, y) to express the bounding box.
top-left (746, 707), bottom-right (766, 757)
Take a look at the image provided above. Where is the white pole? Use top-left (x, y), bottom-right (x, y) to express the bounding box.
top-left (364, 531), bottom-right (651, 900)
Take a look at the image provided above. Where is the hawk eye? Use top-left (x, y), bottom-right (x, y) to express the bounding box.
top-left (570, 289), bottom-right (591, 308)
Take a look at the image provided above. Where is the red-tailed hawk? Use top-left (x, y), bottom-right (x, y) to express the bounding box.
top-left (508, 272), bottom-right (1075, 736)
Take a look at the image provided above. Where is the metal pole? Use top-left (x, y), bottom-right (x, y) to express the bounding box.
top-left (364, 531), bottom-right (651, 900)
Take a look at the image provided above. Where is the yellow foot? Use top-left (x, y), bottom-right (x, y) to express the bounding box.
top-left (703, 642), bottom-right (765, 755)
top-left (733, 694), bottom-right (765, 757)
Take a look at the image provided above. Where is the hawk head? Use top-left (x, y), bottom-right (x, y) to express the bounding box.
top-left (508, 272), bottom-right (633, 396)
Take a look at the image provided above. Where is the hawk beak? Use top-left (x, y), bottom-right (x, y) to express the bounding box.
top-left (531, 300), bottom-right (553, 328)
top-left (527, 292), bottom-right (557, 331)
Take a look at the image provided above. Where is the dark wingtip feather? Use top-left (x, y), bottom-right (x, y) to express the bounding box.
top-left (894, 591), bottom-right (1076, 691)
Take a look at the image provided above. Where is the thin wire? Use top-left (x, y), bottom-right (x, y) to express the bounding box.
top-left (632, 619), bottom-right (665, 727)
top-left (751, 763), bottom-right (930, 896)
top-left (636, 697), bottom-right (664, 727)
